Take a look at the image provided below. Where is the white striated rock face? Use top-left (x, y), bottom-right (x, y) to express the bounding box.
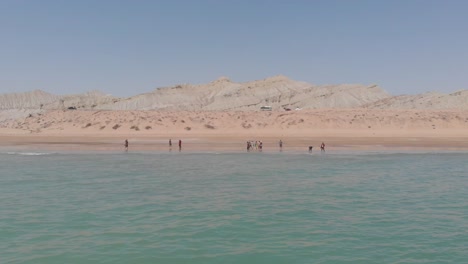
top-left (0, 90), bottom-right (59, 109)
top-left (365, 90), bottom-right (468, 110)
top-left (0, 76), bottom-right (467, 112)
top-left (42, 90), bottom-right (117, 110)
top-left (0, 89), bottom-right (116, 110)
top-left (94, 76), bottom-right (391, 110)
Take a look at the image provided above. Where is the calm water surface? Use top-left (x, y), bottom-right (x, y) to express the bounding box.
top-left (1, 151), bottom-right (467, 263)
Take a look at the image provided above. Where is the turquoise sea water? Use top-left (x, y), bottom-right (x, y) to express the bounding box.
top-left (1, 151), bottom-right (467, 263)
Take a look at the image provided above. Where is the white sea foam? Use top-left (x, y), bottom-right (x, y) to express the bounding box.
top-left (5, 152), bottom-right (53, 156)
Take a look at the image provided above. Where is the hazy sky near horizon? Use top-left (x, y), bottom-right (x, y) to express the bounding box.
top-left (1, 0), bottom-right (467, 96)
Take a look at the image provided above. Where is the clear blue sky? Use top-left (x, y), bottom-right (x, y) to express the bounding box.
top-left (1, 0), bottom-right (467, 96)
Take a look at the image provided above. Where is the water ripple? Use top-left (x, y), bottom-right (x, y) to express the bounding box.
top-left (0, 152), bottom-right (467, 263)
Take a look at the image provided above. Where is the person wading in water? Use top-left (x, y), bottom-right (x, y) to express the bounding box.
top-left (320, 142), bottom-right (325, 153)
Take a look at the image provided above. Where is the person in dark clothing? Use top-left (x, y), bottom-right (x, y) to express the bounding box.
top-left (320, 142), bottom-right (325, 153)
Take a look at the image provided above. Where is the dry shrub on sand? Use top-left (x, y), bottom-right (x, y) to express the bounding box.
top-left (145, 126), bottom-right (152, 130)
top-left (185, 126), bottom-right (192, 131)
top-left (112, 124), bottom-right (121, 130)
top-left (242, 123), bottom-right (252, 129)
top-left (204, 124), bottom-right (215, 129)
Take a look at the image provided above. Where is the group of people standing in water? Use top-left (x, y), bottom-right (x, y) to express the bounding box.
top-left (309, 142), bottom-right (326, 153)
top-left (247, 139), bottom-right (325, 153)
top-left (168, 139), bottom-right (182, 151)
top-left (124, 138), bottom-right (183, 151)
top-left (246, 140), bottom-right (263, 151)
top-left (125, 138), bottom-right (326, 153)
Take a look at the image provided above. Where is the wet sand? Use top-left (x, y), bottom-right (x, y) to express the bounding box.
top-left (1, 132), bottom-right (468, 152)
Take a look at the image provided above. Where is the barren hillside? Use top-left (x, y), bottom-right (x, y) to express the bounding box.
top-left (0, 76), bottom-right (390, 112)
top-left (1, 76), bottom-right (467, 115)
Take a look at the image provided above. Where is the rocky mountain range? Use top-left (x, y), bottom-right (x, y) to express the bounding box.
top-left (1, 76), bottom-right (467, 113)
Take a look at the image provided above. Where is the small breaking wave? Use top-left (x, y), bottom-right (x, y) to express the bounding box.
top-left (5, 152), bottom-right (54, 156)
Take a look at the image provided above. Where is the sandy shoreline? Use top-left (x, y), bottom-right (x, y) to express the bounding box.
top-left (1, 109), bottom-right (467, 151)
top-left (2, 132), bottom-right (468, 152)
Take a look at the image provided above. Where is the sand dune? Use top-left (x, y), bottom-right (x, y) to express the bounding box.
top-left (1, 109), bottom-right (467, 150)
top-left (2, 109), bottom-right (467, 134)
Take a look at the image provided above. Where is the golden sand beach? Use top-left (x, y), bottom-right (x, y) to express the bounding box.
top-left (1, 109), bottom-right (467, 151)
